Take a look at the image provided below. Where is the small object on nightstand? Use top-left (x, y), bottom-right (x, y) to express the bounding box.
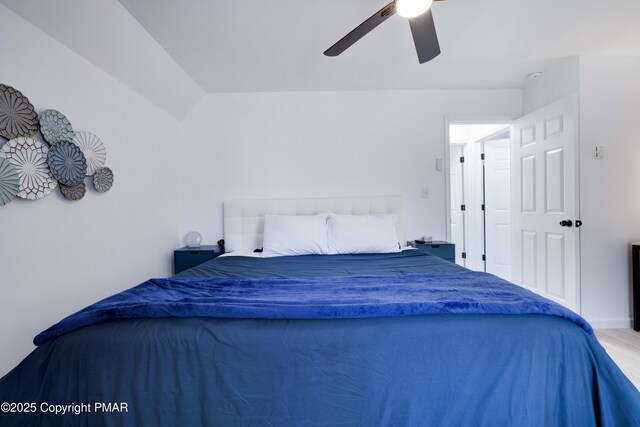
top-left (184, 231), bottom-right (203, 248)
top-left (174, 245), bottom-right (223, 274)
top-left (408, 240), bottom-right (455, 263)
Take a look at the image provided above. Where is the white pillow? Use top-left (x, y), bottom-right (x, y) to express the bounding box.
top-left (261, 213), bottom-right (329, 257)
top-left (327, 213), bottom-right (401, 254)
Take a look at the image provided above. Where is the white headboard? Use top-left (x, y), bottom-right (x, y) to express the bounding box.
top-left (223, 196), bottom-right (404, 252)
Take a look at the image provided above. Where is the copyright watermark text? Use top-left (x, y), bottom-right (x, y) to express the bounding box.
top-left (1, 402), bottom-right (129, 415)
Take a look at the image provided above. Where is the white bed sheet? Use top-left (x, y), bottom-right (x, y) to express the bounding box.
top-left (219, 247), bottom-right (417, 259)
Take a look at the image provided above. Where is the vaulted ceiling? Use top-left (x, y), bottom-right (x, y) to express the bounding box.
top-left (120, 0), bottom-right (640, 92)
top-left (3, 0), bottom-right (640, 118)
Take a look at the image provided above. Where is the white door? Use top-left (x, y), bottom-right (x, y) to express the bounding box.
top-left (511, 94), bottom-right (580, 312)
top-left (450, 145), bottom-right (466, 266)
top-left (484, 138), bottom-right (511, 281)
top-left (463, 141), bottom-right (485, 272)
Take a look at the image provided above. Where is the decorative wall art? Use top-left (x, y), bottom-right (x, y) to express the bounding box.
top-left (92, 167), bottom-right (113, 193)
top-left (0, 157), bottom-right (19, 206)
top-left (0, 84), bottom-right (39, 140)
top-left (39, 109), bottom-right (74, 145)
top-left (1, 137), bottom-right (57, 200)
top-left (60, 182), bottom-right (86, 201)
top-left (0, 83), bottom-right (114, 207)
top-left (72, 131), bottom-right (106, 175)
top-left (47, 141), bottom-right (87, 186)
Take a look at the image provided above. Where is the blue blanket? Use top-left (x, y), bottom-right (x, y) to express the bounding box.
top-left (175, 249), bottom-right (465, 278)
top-left (35, 269), bottom-right (593, 345)
top-left (4, 251), bottom-right (639, 427)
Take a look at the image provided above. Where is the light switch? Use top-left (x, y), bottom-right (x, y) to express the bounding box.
top-left (595, 146), bottom-right (605, 160)
top-left (435, 158), bottom-right (443, 171)
top-left (421, 187), bottom-right (429, 199)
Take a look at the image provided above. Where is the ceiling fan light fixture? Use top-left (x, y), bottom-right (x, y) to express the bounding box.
top-left (396, 0), bottom-right (433, 18)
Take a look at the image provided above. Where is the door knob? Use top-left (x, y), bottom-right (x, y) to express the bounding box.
top-left (559, 219), bottom-right (573, 227)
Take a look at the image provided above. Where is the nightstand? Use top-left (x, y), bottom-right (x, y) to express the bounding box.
top-left (632, 243), bottom-right (640, 331)
top-left (174, 245), bottom-right (223, 274)
top-left (408, 241), bottom-right (455, 263)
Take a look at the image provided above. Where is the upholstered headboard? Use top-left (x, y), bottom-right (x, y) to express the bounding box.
top-left (223, 196), bottom-right (404, 252)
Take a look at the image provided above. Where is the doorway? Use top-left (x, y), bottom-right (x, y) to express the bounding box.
top-left (445, 96), bottom-right (581, 313)
top-left (448, 123), bottom-right (511, 281)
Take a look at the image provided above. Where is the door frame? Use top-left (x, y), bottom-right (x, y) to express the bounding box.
top-left (444, 116), bottom-right (516, 243)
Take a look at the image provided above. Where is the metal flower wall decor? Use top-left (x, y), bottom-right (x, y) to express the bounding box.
top-left (0, 83), bottom-right (114, 207)
top-left (39, 109), bottom-right (74, 145)
top-left (93, 167), bottom-right (114, 193)
top-left (1, 137), bottom-right (58, 200)
top-left (60, 182), bottom-right (86, 201)
top-left (0, 84), bottom-right (39, 140)
top-left (72, 131), bottom-right (106, 176)
top-left (47, 141), bottom-right (87, 186)
top-left (0, 157), bottom-right (19, 206)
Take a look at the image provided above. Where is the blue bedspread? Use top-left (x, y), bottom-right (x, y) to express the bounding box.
top-left (2, 250), bottom-right (639, 427)
top-left (175, 249), bottom-right (464, 278)
top-left (34, 269), bottom-right (593, 345)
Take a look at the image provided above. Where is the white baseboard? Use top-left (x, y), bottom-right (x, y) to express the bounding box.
top-left (587, 317), bottom-right (633, 329)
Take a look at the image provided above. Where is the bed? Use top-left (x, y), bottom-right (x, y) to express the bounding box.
top-left (1, 197), bottom-right (639, 426)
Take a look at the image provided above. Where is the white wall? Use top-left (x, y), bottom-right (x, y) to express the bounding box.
top-left (578, 56), bottom-right (640, 327)
top-left (0, 6), bottom-right (182, 375)
top-left (523, 57), bottom-right (580, 115)
top-left (180, 90), bottom-right (522, 246)
top-left (1, 0), bottom-right (205, 119)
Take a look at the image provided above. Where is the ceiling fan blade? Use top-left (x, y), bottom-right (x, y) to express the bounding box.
top-left (324, 2), bottom-right (396, 57)
top-left (408, 8), bottom-right (441, 64)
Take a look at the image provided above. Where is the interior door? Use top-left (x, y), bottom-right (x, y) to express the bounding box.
top-left (484, 138), bottom-right (511, 281)
top-left (450, 145), bottom-right (466, 266)
top-left (511, 94), bottom-right (580, 312)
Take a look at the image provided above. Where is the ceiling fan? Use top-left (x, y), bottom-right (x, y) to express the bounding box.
top-left (324, 0), bottom-right (445, 64)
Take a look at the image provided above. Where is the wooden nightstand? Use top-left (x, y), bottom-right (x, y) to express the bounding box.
top-left (174, 245), bottom-right (223, 274)
top-left (408, 241), bottom-right (455, 263)
top-left (632, 243), bottom-right (640, 331)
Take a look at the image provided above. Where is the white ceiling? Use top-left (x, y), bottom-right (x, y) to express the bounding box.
top-left (118, 0), bottom-right (640, 92)
top-left (3, 0), bottom-right (640, 112)
top-left (0, 0), bottom-right (204, 119)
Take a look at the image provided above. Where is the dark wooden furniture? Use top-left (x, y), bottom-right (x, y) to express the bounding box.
top-left (632, 243), bottom-right (640, 331)
top-left (408, 240), bottom-right (455, 263)
top-left (174, 245), bottom-right (223, 274)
